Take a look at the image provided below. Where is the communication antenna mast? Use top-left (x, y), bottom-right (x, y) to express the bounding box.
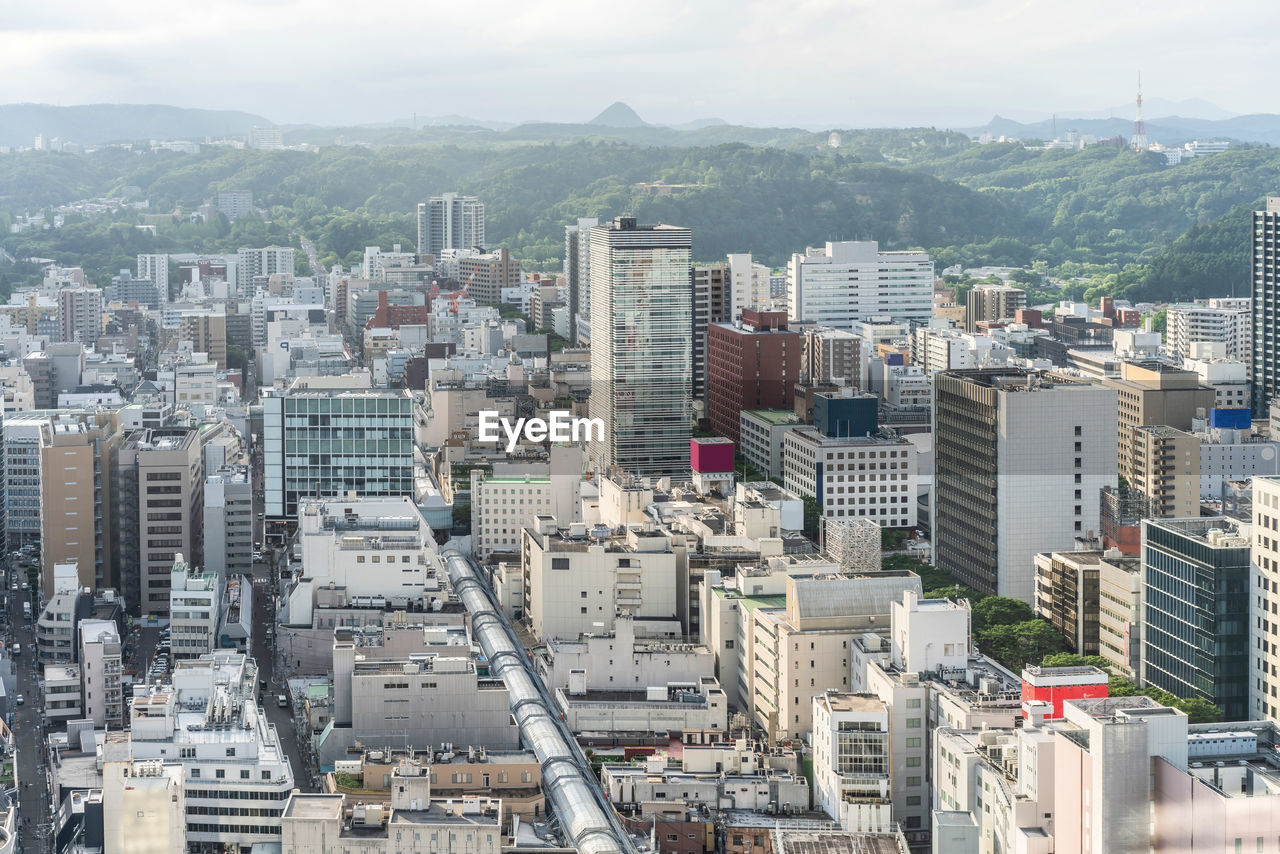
top-left (1131, 73), bottom-right (1148, 151)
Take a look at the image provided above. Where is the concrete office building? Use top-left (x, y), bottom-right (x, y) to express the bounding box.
top-left (281, 770), bottom-right (502, 854)
top-left (116, 428), bottom-right (205, 616)
top-left (470, 448), bottom-right (583, 560)
top-left (417, 193), bottom-right (485, 257)
top-left (564, 217), bottom-right (598, 343)
top-left (203, 467), bottom-right (252, 583)
top-left (320, 626), bottom-right (519, 764)
top-left (1033, 549), bottom-right (1120, 656)
top-left (739, 410), bottom-right (803, 481)
top-left (707, 310), bottom-right (800, 443)
top-left (1105, 361), bottom-right (1216, 482)
top-left (964, 284), bottom-right (1026, 332)
top-left (748, 573), bottom-right (923, 741)
top-left (40, 415), bottom-right (121, 594)
top-left (1168, 299), bottom-right (1251, 361)
top-left (1143, 517), bottom-right (1250, 721)
top-left (782, 394), bottom-right (918, 529)
top-left (101, 759), bottom-right (186, 854)
top-left (786, 241), bottom-right (934, 328)
top-left (588, 217), bottom-right (693, 478)
top-left (811, 693), bottom-right (893, 835)
top-left (933, 369), bottom-right (1118, 603)
top-left (1097, 551), bottom-right (1143, 678)
top-left (520, 516), bottom-right (680, 641)
top-left (109, 652), bottom-right (295, 849)
top-left (262, 383), bottom-right (415, 522)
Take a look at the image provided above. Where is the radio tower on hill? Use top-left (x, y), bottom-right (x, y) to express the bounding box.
top-left (1131, 73), bottom-right (1148, 151)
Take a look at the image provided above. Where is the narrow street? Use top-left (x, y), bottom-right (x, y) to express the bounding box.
top-left (9, 582), bottom-right (51, 853)
top-left (250, 564), bottom-right (317, 793)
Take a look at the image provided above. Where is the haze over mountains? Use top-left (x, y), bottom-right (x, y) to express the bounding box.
top-left (3, 98), bottom-right (1279, 149)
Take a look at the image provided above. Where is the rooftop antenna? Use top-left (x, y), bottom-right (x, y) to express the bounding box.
top-left (1131, 73), bottom-right (1147, 151)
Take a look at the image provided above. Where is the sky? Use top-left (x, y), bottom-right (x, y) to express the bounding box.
top-left (0, 0), bottom-right (1272, 128)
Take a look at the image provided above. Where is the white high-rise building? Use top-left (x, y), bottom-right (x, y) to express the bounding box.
top-left (564, 217), bottom-right (598, 343)
top-left (237, 246), bottom-right (295, 292)
top-left (1252, 475), bottom-right (1280, 722)
top-left (137, 253), bottom-right (169, 300)
top-left (417, 192), bottom-right (485, 257)
top-left (111, 652), bottom-right (294, 849)
top-left (727, 252), bottom-right (772, 318)
top-left (1167, 298), bottom-right (1251, 361)
top-left (588, 216), bottom-right (692, 478)
top-left (786, 241), bottom-right (933, 328)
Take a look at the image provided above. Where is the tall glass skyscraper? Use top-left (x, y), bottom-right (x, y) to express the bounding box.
top-left (588, 216), bottom-right (693, 478)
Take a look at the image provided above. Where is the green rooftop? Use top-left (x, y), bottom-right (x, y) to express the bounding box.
top-left (714, 586), bottom-right (787, 612)
top-left (743, 409), bottom-right (800, 427)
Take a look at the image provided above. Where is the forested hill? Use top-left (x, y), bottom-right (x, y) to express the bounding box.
top-left (1, 131), bottom-right (1278, 303)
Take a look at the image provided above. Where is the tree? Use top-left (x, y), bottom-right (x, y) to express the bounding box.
top-left (977, 619), bottom-right (1065, 671)
top-left (802, 496), bottom-right (823, 541)
top-left (972, 596), bottom-right (1034, 631)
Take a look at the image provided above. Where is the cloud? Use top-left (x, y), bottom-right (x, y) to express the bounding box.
top-left (0, 0), bottom-right (1273, 126)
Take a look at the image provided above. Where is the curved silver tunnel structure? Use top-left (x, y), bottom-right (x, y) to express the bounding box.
top-left (443, 547), bottom-right (637, 854)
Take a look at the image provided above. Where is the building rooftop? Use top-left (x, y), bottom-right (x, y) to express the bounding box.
top-left (820, 693), bottom-right (886, 714)
top-left (771, 830), bottom-right (909, 854)
top-left (744, 409), bottom-right (802, 427)
top-left (283, 794), bottom-right (344, 821)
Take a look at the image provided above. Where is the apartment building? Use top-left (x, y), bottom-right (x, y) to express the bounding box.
top-left (964, 284), bottom-right (1026, 332)
top-left (56, 286), bottom-right (103, 345)
top-left (204, 466), bottom-right (253, 582)
top-left (801, 327), bottom-right (861, 388)
top-left (1250, 476), bottom-right (1280, 723)
top-left (1167, 298), bottom-right (1250, 360)
top-left (1126, 425), bottom-right (1201, 518)
top-left (178, 309), bottom-right (228, 368)
top-left (456, 247), bottom-right (521, 305)
top-left (79, 618), bottom-right (124, 728)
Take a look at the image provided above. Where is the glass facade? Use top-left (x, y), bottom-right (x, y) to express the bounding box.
top-left (1142, 517), bottom-right (1249, 720)
top-left (264, 392), bottom-right (414, 520)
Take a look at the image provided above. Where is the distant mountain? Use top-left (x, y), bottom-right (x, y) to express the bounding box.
top-left (587, 102), bottom-right (647, 128)
top-left (672, 117), bottom-right (729, 131)
top-left (0, 103), bottom-right (271, 148)
top-left (967, 112), bottom-right (1280, 146)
